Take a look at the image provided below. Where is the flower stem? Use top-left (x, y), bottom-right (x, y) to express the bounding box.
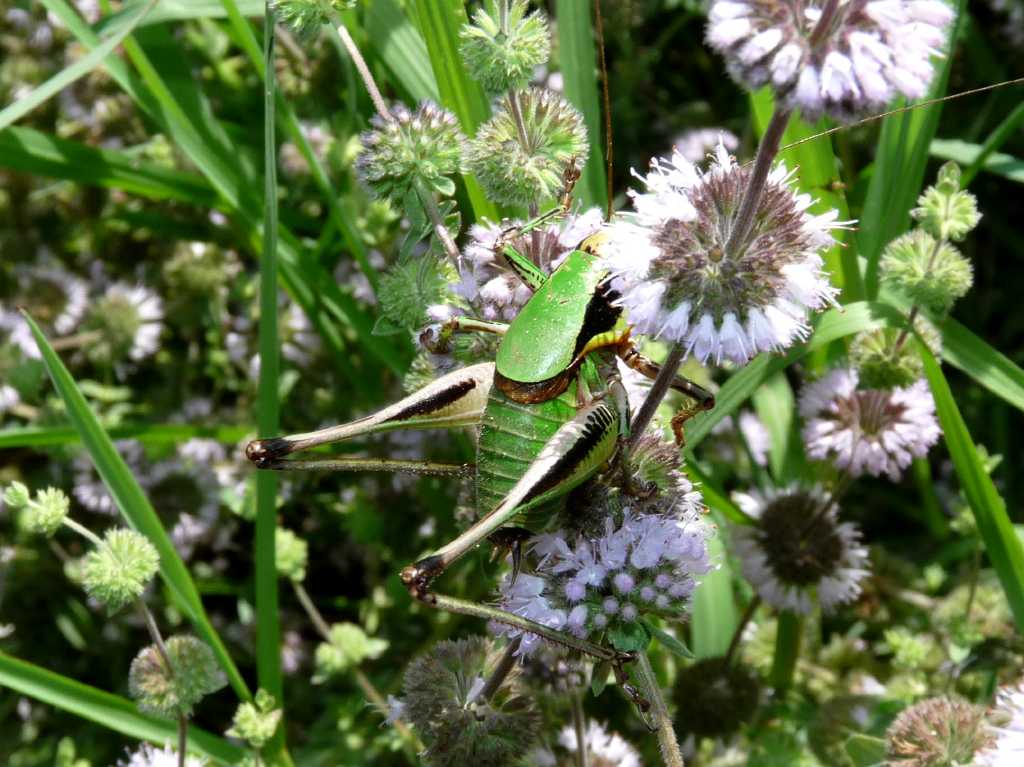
top-left (571, 691), bottom-right (590, 767)
top-left (627, 344), bottom-right (686, 451)
top-left (724, 595), bottom-right (761, 667)
top-left (414, 179), bottom-right (462, 265)
top-left (177, 714), bottom-right (188, 767)
top-left (135, 598), bottom-right (187, 767)
top-left (330, 12), bottom-right (391, 121)
top-left (479, 637), bottom-right (521, 702)
top-left (61, 517), bottom-right (104, 547)
top-left (892, 235), bottom-right (944, 352)
top-left (636, 650), bottom-right (684, 767)
top-left (724, 106), bottom-right (791, 260)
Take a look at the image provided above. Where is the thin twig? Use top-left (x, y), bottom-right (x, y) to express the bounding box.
top-left (479, 638), bottom-right (521, 702)
top-left (331, 15), bottom-right (391, 121)
top-left (415, 179), bottom-right (462, 265)
top-left (627, 344), bottom-right (685, 451)
top-left (594, 0), bottom-right (613, 220)
top-left (636, 650), bottom-right (684, 767)
top-left (724, 595), bottom-right (761, 667)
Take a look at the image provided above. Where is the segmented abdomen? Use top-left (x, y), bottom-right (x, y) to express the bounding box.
top-left (475, 385), bottom-right (577, 518)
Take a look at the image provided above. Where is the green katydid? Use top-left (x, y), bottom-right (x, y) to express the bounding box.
top-left (246, 192), bottom-right (714, 708)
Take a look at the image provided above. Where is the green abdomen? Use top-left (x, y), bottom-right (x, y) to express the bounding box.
top-left (475, 384), bottom-right (577, 519)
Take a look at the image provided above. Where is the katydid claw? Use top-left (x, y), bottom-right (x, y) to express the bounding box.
top-left (400, 555), bottom-right (445, 601)
top-left (245, 437), bottom-right (292, 468)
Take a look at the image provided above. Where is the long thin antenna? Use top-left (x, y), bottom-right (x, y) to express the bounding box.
top-left (594, 0), bottom-right (613, 220)
top-left (780, 76), bottom-right (1024, 152)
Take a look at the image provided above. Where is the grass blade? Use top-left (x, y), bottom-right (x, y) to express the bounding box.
top-left (0, 652), bottom-right (244, 764)
top-left (0, 0), bottom-right (157, 131)
top-left (961, 98), bottom-right (1024, 186)
top-left (0, 423), bottom-right (248, 450)
top-left (941, 317), bottom-right (1024, 413)
top-left (858, 0), bottom-right (965, 296)
top-left (919, 342), bottom-right (1024, 630)
top-left (690, 528), bottom-right (737, 659)
top-left (366, 0), bottom-right (439, 103)
top-left (930, 138), bottom-right (1024, 185)
top-left (409, 0), bottom-right (498, 221)
top-left (686, 462), bottom-right (751, 526)
top-left (751, 371), bottom-right (805, 484)
top-left (256, 9), bottom-right (285, 755)
top-left (22, 313), bottom-right (250, 701)
top-left (555, 0), bottom-right (607, 211)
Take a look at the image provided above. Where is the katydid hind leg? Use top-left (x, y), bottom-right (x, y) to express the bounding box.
top-left (245, 362), bottom-right (495, 467)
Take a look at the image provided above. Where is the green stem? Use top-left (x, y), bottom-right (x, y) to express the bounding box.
top-left (61, 517), bottom-right (104, 547)
top-left (627, 344), bottom-right (686, 451)
top-left (636, 650), bottom-right (684, 767)
top-left (479, 638), bottom-right (521, 703)
top-left (769, 611), bottom-right (802, 695)
top-left (415, 179), bottom-right (462, 265)
top-left (330, 12), bottom-right (391, 121)
top-left (724, 596), bottom-right (760, 667)
top-left (177, 715), bottom-right (188, 767)
top-left (571, 691), bottom-right (590, 767)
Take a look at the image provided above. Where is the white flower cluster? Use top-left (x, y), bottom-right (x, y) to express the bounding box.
top-left (117, 743), bottom-right (205, 767)
top-left (707, 0), bottom-right (955, 121)
top-left (497, 507), bottom-right (713, 655)
top-left (604, 143), bottom-right (843, 365)
top-left (556, 721), bottom-right (642, 767)
top-left (449, 208), bottom-right (604, 321)
top-left (800, 367), bottom-right (941, 480)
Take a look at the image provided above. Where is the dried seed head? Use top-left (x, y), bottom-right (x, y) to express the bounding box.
top-left (356, 102), bottom-right (466, 203)
top-left (400, 637), bottom-right (541, 767)
top-left (732, 486), bottom-right (869, 614)
top-left (467, 88), bottom-right (588, 206)
top-left (460, 0), bottom-right (551, 94)
top-left (673, 657), bottom-right (761, 739)
top-left (128, 635), bottom-right (227, 718)
top-left (604, 144), bottom-right (844, 364)
top-left (886, 696), bottom-right (993, 766)
top-left (707, 0), bottom-right (954, 122)
top-left (82, 528), bottom-right (160, 612)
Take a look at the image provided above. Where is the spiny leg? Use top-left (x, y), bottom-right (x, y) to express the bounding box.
top-left (257, 456), bottom-right (474, 476)
top-left (618, 342), bottom-right (715, 445)
top-left (245, 362), bottom-right (494, 467)
top-left (420, 317), bottom-right (508, 356)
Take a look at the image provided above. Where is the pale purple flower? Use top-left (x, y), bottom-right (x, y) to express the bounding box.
top-left (800, 367), bottom-right (941, 480)
top-left (673, 127), bottom-right (740, 163)
top-left (604, 143), bottom-right (845, 365)
top-left (975, 680), bottom-right (1024, 766)
top-left (117, 743), bottom-right (205, 767)
top-left (732, 485), bottom-right (869, 614)
top-left (707, 0), bottom-right (955, 121)
top-left (557, 721), bottom-right (642, 767)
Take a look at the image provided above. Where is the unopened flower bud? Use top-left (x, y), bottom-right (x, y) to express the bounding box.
top-left (22, 487), bottom-right (70, 537)
top-left (849, 319), bottom-right (942, 390)
top-left (270, 0), bottom-right (355, 39)
top-left (912, 162), bottom-right (981, 242)
top-left (880, 229), bottom-right (973, 315)
top-left (3, 481), bottom-right (31, 510)
top-left (82, 528), bottom-right (160, 612)
top-left (129, 635), bottom-right (227, 718)
top-left (227, 689), bottom-right (282, 749)
top-left (460, 0), bottom-right (551, 94)
top-left (313, 623), bottom-right (388, 682)
top-left (275, 527), bottom-right (308, 582)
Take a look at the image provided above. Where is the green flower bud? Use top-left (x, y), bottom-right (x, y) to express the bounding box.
top-left (82, 528), bottom-right (160, 612)
top-left (129, 635), bottom-right (227, 718)
top-left (163, 242), bottom-right (239, 297)
top-left (467, 88), bottom-right (588, 206)
top-left (275, 527), bottom-right (308, 582)
top-left (912, 162), bottom-right (981, 242)
top-left (270, 0), bottom-right (355, 39)
top-left (378, 256), bottom-right (451, 332)
top-left (227, 689), bottom-right (282, 749)
top-left (460, 0), bottom-right (551, 95)
top-left (880, 229), bottom-right (973, 315)
top-left (884, 627), bottom-right (939, 671)
top-left (313, 623), bottom-right (388, 682)
top-left (356, 102), bottom-right (465, 203)
top-left (3, 480), bottom-right (31, 510)
top-left (849, 319), bottom-right (942, 390)
top-left (22, 487), bottom-right (70, 537)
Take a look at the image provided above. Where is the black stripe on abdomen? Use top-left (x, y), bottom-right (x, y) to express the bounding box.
top-left (385, 379), bottom-right (476, 422)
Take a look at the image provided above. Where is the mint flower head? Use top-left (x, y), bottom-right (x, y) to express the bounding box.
top-left (356, 102), bottom-right (466, 202)
top-left (467, 88), bottom-right (588, 206)
top-left (82, 528), bottom-right (160, 612)
top-left (313, 622), bottom-right (388, 682)
top-left (12, 485), bottom-right (70, 537)
top-left (912, 161), bottom-right (981, 242)
top-left (269, 0), bottom-right (355, 39)
top-left (603, 143), bottom-right (844, 365)
top-left (129, 635), bottom-right (227, 718)
top-left (460, 0), bottom-right (551, 95)
top-left (227, 689), bottom-right (282, 749)
top-left (886, 696), bottom-right (993, 767)
top-left (707, 0), bottom-right (955, 122)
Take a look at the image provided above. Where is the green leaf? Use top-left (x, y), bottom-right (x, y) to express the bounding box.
top-left (0, 127), bottom-right (220, 207)
top-left (409, 0), bottom-right (498, 222)
top-left (607, 620), bottom-right (650, 653)
top-left (642, 620), bottom-right (694, 660)
top-left (752, 371), bottom-right (805, 484)
top-left (366, 0), bottom-right (439, 103)
top-left (22, 313), bottom-right (250, 701)
top-left (556, 0), bottom-right (607, 211)
top-left (931, 138), bottom-right (1024, 185)
top-left (919, 341), bottom-right (1024, 630)
top-left (0, 0), bottom-right (158, 131)
top-left (941, 317), bottom-right (1024, 413)
top-left (690, 529), bottom-right (737, 659)
top-left (98, 0), bottom-right (262, 28)
top-left (858, 0), bottom-right (965, 296)
top-left (590, 660), bottom-right (611, 697)
top-left (0, 651), bottom-right (245, 765)
top-left (843, 734), bottom-right (888, 767)
top-left (0, 423), bottom-right (248, 450)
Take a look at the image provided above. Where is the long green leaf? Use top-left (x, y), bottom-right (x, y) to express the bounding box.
top-left (0, 0), bottom-right (157, 131)
top-left (98, 0), bottom-right (262, 28)
top-left (941, 317), bottom-right (1024, 413)
top-left (0, 651), bottom-right (244, 765)
top-left (690, 524), bottom-right (737, 659)
top-left (0, 127), bottom-right (220, 207)
top-left (0, 423), bottom-right (247, 450)
top-left (752, 370), bottom-right (804, 484)
top-left (410, 0), bottom-right (498, 221)
top-left (23, 314), bottom-right (250, 701)
top-left (556, 0), bottom-right (607, 211)
top-left (366, 0), bottom-right (439, 103)
top-left (919, 342), bottom-right (1024, 630)
top-left (686, 462), bottom-right (751, 526)
top-left (858, 0), bottom-right (965, 296)
top-left (256, 11), bottom-right (285, 757)
top-left (930, 138), bottom-right (1024, 185)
